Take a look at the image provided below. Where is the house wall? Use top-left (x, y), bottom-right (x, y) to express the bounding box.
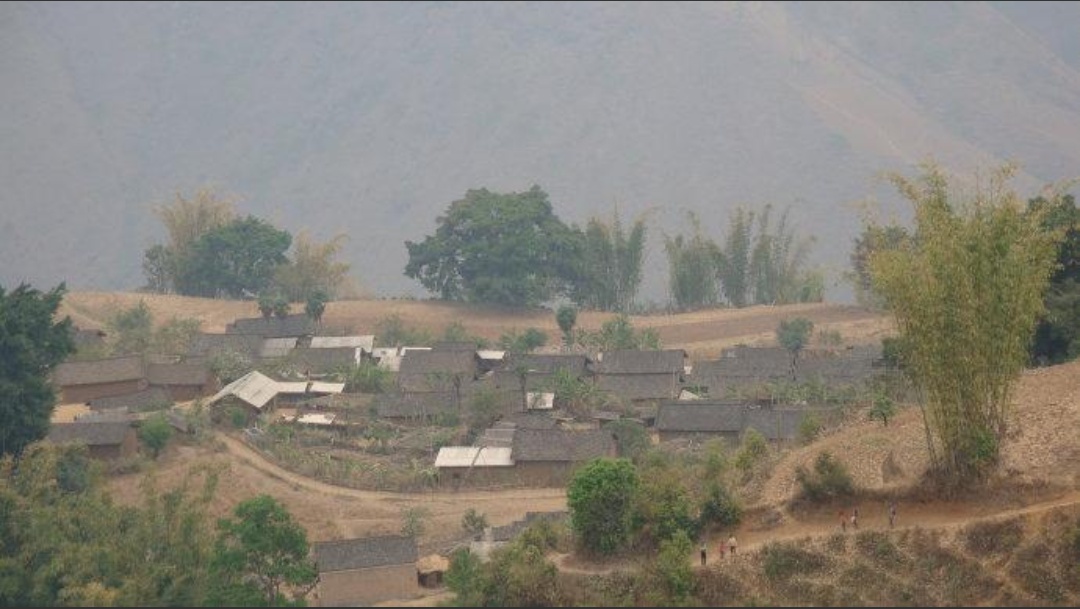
top-left (512, 461), bottom-right (577, 487)
top-left (86, 428), bottom-right (138, 460)
top-left (657, 430), bottom-right (739, 445)
top-left (158, 383), bottom-right (212, 402)
top-left (436, 466), bottom-right (519, 490)
top-left (60, 380), bottom-right (148, 404)
top-left (316, 563), bottom-right (417, 606)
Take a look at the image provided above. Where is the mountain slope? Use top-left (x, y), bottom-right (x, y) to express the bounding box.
top-left (4, 1), bottom-right (1079, 301)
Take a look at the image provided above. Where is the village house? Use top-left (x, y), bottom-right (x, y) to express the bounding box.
top-left (46, 420), bottom-right (139, 460)
top-left (510, 427), bottom-right (618, 487)
top-left (593, 349), bottom-right (687, 401)
top-left (51, 355), bottom-right (148, 403)
top-left (145, 359), bottom-right (216, 401)
top-left (654, 399), bottom-right (836, 444)
top-left (312, 535), bottom-right (418, 606)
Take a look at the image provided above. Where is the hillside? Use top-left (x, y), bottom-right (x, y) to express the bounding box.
top-left (58, 290), bottom-right (893, 359)
top-left (73, 290), bottom-right (1080, 604)
top-left (5, 1), bottom-right (1080, 302)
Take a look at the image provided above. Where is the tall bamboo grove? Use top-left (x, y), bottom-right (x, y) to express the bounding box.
top-left (870, 163), bottom-right (1064, 481)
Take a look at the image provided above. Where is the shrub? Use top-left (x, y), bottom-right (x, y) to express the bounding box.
top-left (763, 542), bottom-right (830, 581)
top-left (798, 413), bottom-right (823, 444)
top-left (962, 518), bottom-right (1023, 556)
top-left (699, 483), bottom-right (742, 529)
top-left (462, 508), bottom-right (488, 538)
top-left (795, 451), bottom-right (854, 502)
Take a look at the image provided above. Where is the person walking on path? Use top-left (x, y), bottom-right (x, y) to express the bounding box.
top-left (851, 506), bottom-right (859, 530)
top-left (888, 501), bottom-right (897, 528)
top-left (839, 509), bottom-right (847, 532)
top-left (728, 534), bottom-right (738, 557)
top-left (700, 542), bottom-right (708, 565)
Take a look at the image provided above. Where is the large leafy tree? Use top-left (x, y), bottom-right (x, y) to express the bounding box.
top-left (663, 212), bottom-right (720, 311)
top-left (1028, 193), bottom-right (1080, 364)
top-left (869, 163), bottom-right (1061, 481)
top-left (177, 216), bottom-right (292, 298)
top-left (404, 186), bottom-right (582, 307)
top-left (567, 458), bottom-right (639, 555)
top-left (208, 494), bottom-right (317, 606)
top-left (141, 188), bottom-right (237, 293)
top-left (0, 283), bottom-right (74, 456)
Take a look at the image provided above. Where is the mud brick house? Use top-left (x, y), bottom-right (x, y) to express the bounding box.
top-left (312, 535), bottom-right (418, 606)
top-left (51, 355), bottom-right (147, 403)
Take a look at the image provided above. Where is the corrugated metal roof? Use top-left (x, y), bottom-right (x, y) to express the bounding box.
top-left (435, 446), bottom-right (514, 468)
top-left (310, 335), bottom-right (375, 351)
top-left (207, 371), bottom-right (280, 409)
top-left (477, 350), bottom-right (506, 361)
top-left (260, 337), bottom-right (298, 359)
top-left (309, 381), bottom-right (345, 394)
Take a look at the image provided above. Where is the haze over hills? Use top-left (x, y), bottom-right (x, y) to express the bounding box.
top-left (4, 1), bottom-right (1080, 304)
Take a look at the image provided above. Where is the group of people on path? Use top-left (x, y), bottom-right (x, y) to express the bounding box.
top-left (699, 534), bottom-right (738, 565)
top-left (839, 501), bottom-right (898, 532)
top-left (700, 500), bottom-right (900, 566)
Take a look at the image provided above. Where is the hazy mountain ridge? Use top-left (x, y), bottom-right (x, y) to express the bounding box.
top-left (3, 1), bottom-right (1079, 302)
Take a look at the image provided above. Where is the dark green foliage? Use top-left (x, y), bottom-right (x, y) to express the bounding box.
top-left (555, 305), bottom-right (577, 346)
top-left (176, 216), bottom-right (292, 298)
top-left (345, 361), bottom-right (391, 393)
top-left (848, 223), bottom-right (912, 308)
top-left (607, 418), bottom-right (650, 462)
top-left (404, 186), bottom-right (582, 307)
top-left (777, 317), bottom-right (814, 373)
top-left (664, 212), bottom-right (720, 311)
top-left (1029, 194), bottom-right (1080, 365)
top-left (304, 290), bottom-right (328, 324)
top-left (699, 482), bottom-right (742, 529)
top-left (461, 508), bottom-right (488, 538)
top-left (646, 529), bottom-right (694, 605)
top-left (567, 458), bottom-right (639, 555)
top-left (869, 393), bottom-right (897, 427)
top-left (208, 494), bottom-right (317, 606)
top-left (0, 282), bottom-right (75, 456)
top-left (107, 300), bottom-right (153, 355)
top-left (794, 451), bottom-right (854, 502)
top-left (498, 327), bottom-right (548, 353)
top-left (575, 314), bottom-right (661, 351)
top-left (635, 468), bottom-right (700, 544)
top-left (573, 209), bottom-right (647, 312)
top-left (138, 413), bottom-right (173, 458)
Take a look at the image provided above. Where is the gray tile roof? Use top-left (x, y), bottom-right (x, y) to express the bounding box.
top-left (146, 361), bottom-right (209, 386)
top-left (52, 355), bottom-right (146, 387)
top-left (47, 421), bottom-right (133, 446)
top-left (375, 392), bottom-right (459, 419)
top-left (226, 314), bottom-right (315, 338)
top-left (187, 333), bottom-right (264, 360)
top-left (512, 428), bottom-right (616, 462)
top-left (290, 347), bottom-right (361, 373)
top-left (597, 373), bottom-right (680, 401)
top-left (314, 535), bottom-right (417, 572)
top-left (655, 400), bottom-right (836, 440)
top-left (594, 349), bottom-right (686, 374)
top-left (87, 387), bottom-right (172, 411)
top-left (492, 354), bottom-right (591, 391)
top-left (398, 351), bottom-right (478, 392)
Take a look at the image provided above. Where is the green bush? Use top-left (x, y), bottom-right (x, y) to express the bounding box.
top-left (699, 483), bottom-right (742, 529)
top-left (763, 542), bottom-right (830, 581)
top-left (794, 451), bottom-right (854, 502)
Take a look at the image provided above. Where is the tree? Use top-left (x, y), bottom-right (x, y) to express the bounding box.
top-left (461, 508), bottom-right (488, 538)
top-left (869, 163), bottom-right (1061, 480)
top-left (848, 223), bottom-right (912, 308)
top-left (404, 186), bottom-right (582, 307)
top-left (718, 207), bottom-right (755, 307)
top-left (176, 216), bottom-right (292, 298)
top-left (257, 292), bottom-right (275, 319)
top-left (208, 494), bottom-right (317, 606)
top-left (498, 327), bottom-right (548, 354)
top-left (577, 314), bottom-right (661, 352)
top-left (567, 458), bottom-right (639, 555)
top-left (272, 295), bottom-right (290, 318)
top-left (1028, 193), bottom-right (1080, 364)
top-left (777, 317), bottom-right (814, 378)
top-left (0, 283), bottom-right (74, 456)
top-left (572, 208), bottom-right (648, 311)
top-left (663, 212), bottom-right (720, 311)
top-left (555, 305), bottom-right (578, 348)
top-left (273, 231), bottom-right (353, 302)
top-left (107, 301), bottom-right (153, 355)
top-left (142, 188), bottom-right (237, 293)
top-left (869, 393), bottom-right (896, 427)
top-left (304, 290), bottom-right (328, 326)
top-left (138, 413), bottom-right (173, 458)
